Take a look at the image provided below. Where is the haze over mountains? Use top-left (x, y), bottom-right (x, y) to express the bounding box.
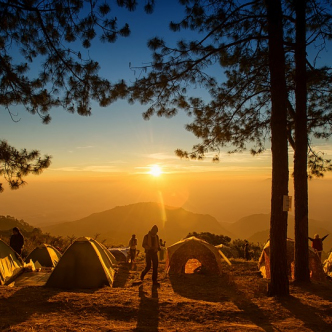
top-left (230, 214), bottom-right (332, 250)
top-left (42, 202), bottom-right (234, 248)
top-left (41, 202), bottom-right (332, 251)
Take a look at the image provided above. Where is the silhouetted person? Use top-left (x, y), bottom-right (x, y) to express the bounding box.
top-left (159, 239), bottom-right (166, 261)
top-left (140, 225), bottom-right (161, 285)
top-left (244, 240), bottom-right (250, 260)
top-left (10, 227), bottom-right (24, 256)
top-left (308, 234), bottom-right (329, 260)
top-left (129, 234), bottom-right (138, 263)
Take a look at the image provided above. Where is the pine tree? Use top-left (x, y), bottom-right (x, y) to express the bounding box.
top-left (265, 0), bottom-right (289, 296)
top-left (293, 0), bottom-right (310, 282)
top-left (0, 0), bottom-right (155, 190)
top-left (127, 0), bottom-right (332, 293)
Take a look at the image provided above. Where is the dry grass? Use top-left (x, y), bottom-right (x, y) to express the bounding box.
top-left (1, 260), bottom-right (332, 331)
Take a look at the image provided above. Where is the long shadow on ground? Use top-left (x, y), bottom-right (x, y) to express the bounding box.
top-left (279, 295), bottom-right (331, 331)
top-left (134, 284), bottom-right (159, 332)
top-left (169, 271), bottom-right (274, 332)
top-left (279, 281), bottom-right (332, 331)
top-left (0, 286), bottom-right (60, 331)
top-left (113, 263), bottom-right (131, 288)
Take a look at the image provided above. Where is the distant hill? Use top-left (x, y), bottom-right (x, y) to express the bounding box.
top-left (220, 214), bottom-right (270, 239)
top-left (221, 213), bottom-right (332, 252)
top-left (42, 202), bottom-right (234, 247)
top-left (0, 215), bottom-right (35, 237)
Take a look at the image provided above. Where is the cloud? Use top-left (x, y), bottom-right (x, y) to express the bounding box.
top-left (51, 165), bottom-right (119, 173)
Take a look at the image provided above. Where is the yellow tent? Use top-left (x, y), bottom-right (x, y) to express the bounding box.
top-left (25, 244), bottom-right (62, 268)
top-left (0, 239), bottom-right (24, 285)
top-left (258, 238), bottom-right (326, 281)
top-left (46, 237), bottom-right (115, 289)
top-left (166, 236), bottom-right (223, 275)
top-left (323, 252), bottom-right (332, 278)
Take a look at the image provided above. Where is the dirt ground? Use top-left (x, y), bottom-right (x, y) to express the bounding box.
top-left (1, 260), bottom-right (332, 331)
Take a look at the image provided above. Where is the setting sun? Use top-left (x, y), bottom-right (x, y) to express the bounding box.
top-left (149, 165), bottom-right (162, 177)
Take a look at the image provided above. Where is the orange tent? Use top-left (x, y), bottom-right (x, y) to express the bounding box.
top-left (166, 237), bottom-right (223, 275)
top-left (258, 238), bottom-right (325, 281)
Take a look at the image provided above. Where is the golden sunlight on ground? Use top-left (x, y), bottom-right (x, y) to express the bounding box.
top-left (149, 165), bottom-right (163, 177)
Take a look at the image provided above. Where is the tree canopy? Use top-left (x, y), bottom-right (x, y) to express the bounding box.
top-left (185, 231), bottom-right (231, 246)
top-left (0, 140), bottom-right (51, 193)
top-left (0, 0), bottom-right (155, 191)
top-left (125, 0), bottom-right (332, 295)
top-left (128, 0), bottom-right (332, 175)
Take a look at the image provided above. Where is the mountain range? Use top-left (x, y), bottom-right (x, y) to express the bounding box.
top-left (42, 202), bottom-right (233, 247)
top-left (41, 202), bottom-right (332, 252)
top-left (229, 213), bottom-right (332, 250)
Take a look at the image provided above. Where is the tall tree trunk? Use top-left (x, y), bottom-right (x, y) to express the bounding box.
top-left (294, 0), bottom-right (310, 282)
top-left (265, 0), bottom-right (289, 296)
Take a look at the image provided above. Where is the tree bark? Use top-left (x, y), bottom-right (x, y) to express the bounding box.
top-left (294, 0), bottom-right (310, 282)
top-left (265, 0), bottom-right (289, 296)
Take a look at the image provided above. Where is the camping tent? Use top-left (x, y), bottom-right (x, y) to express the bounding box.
top-left (323, 252), bottom-right (332, 278)
top-left (46, 237), bottom-right (115, 289)
top-left (108, 248), bottom-right (129, 263)
top-left (165, 236), bottom-right (223, 275)
top-left (258, 239), bottom-right (326, 281)
top-left (215, 244), bottom-right (238, 258)
top-left (0, 239), bottom-right (24, 285)
top-left (25, 244), bottom-right (62, 268)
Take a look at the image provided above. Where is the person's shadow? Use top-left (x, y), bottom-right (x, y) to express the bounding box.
top-left (112, 263), bottom-right (130, 288)
top-left (135, 284), bottom-right (159, 331)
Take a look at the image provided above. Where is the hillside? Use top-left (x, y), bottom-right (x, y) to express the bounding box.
top-left (42, 202), bottom-right (234, 247)
top-left (1, 260), bottom-right (332, 331)
top-left (0, 215), bottom-right (35, 237)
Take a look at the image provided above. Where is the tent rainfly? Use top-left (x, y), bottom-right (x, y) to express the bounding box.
top-left (108, 248), bottom-right (129, 263)
top-left (0, 239), bottom-right (24, 285)
top-left (323, 252), bottom-right (332, 278)
top-left (25, 244), bottom-right (62, 268)
top-left (46, 237), bottom-right (115, 289)
top-left (215, 244), bottom-right (238, 258)
top-left (258, 239), bottom-right (326, 281)
top-left (166, 236), bottom-right (223, 275)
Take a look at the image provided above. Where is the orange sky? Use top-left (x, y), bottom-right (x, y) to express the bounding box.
top-left (1, 165), bottom-right (332, 228)
top-left (1, 1), bottom-right (332, 230)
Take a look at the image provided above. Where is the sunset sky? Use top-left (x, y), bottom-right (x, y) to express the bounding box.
top-left (1, 1), bottom-right (332, 228)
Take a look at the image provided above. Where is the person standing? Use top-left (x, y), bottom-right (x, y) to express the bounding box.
top-left (10, 227), bottom-right (24, 256)
top-left (244, 240), bottom-right (250, 261)
top-left (308, 234), bottom-right (329, 260)
top-left (129, 234), bottom-right (138, 263)
top-left (140, 225), bottom-right (160, 285)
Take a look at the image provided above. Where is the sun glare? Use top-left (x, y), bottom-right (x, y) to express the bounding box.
top-left (149, 165), bottom-right (162, 177)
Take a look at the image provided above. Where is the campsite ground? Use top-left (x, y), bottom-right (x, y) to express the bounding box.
top-left (1, 260), bottom-right (332, 331)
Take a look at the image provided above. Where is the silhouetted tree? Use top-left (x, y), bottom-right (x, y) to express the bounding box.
top-left (186, 231), bottom-right (231, 246)
top-left (128, 0), bottom-right (291, 296)
top-left (0, 0), bottom-right (155, 191)
top-left (127, 0), bottom-right (332, 293)
top-left (0, 140), bottom-right (51, 192)
top-left (265, 0), bottom-right (289, 296)
top-left (293, 0), bottom-right (310, 282)
top-left (231, 239), bottom-right (262, 261)
top-left (67, 235), bottom-right (77, 245)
